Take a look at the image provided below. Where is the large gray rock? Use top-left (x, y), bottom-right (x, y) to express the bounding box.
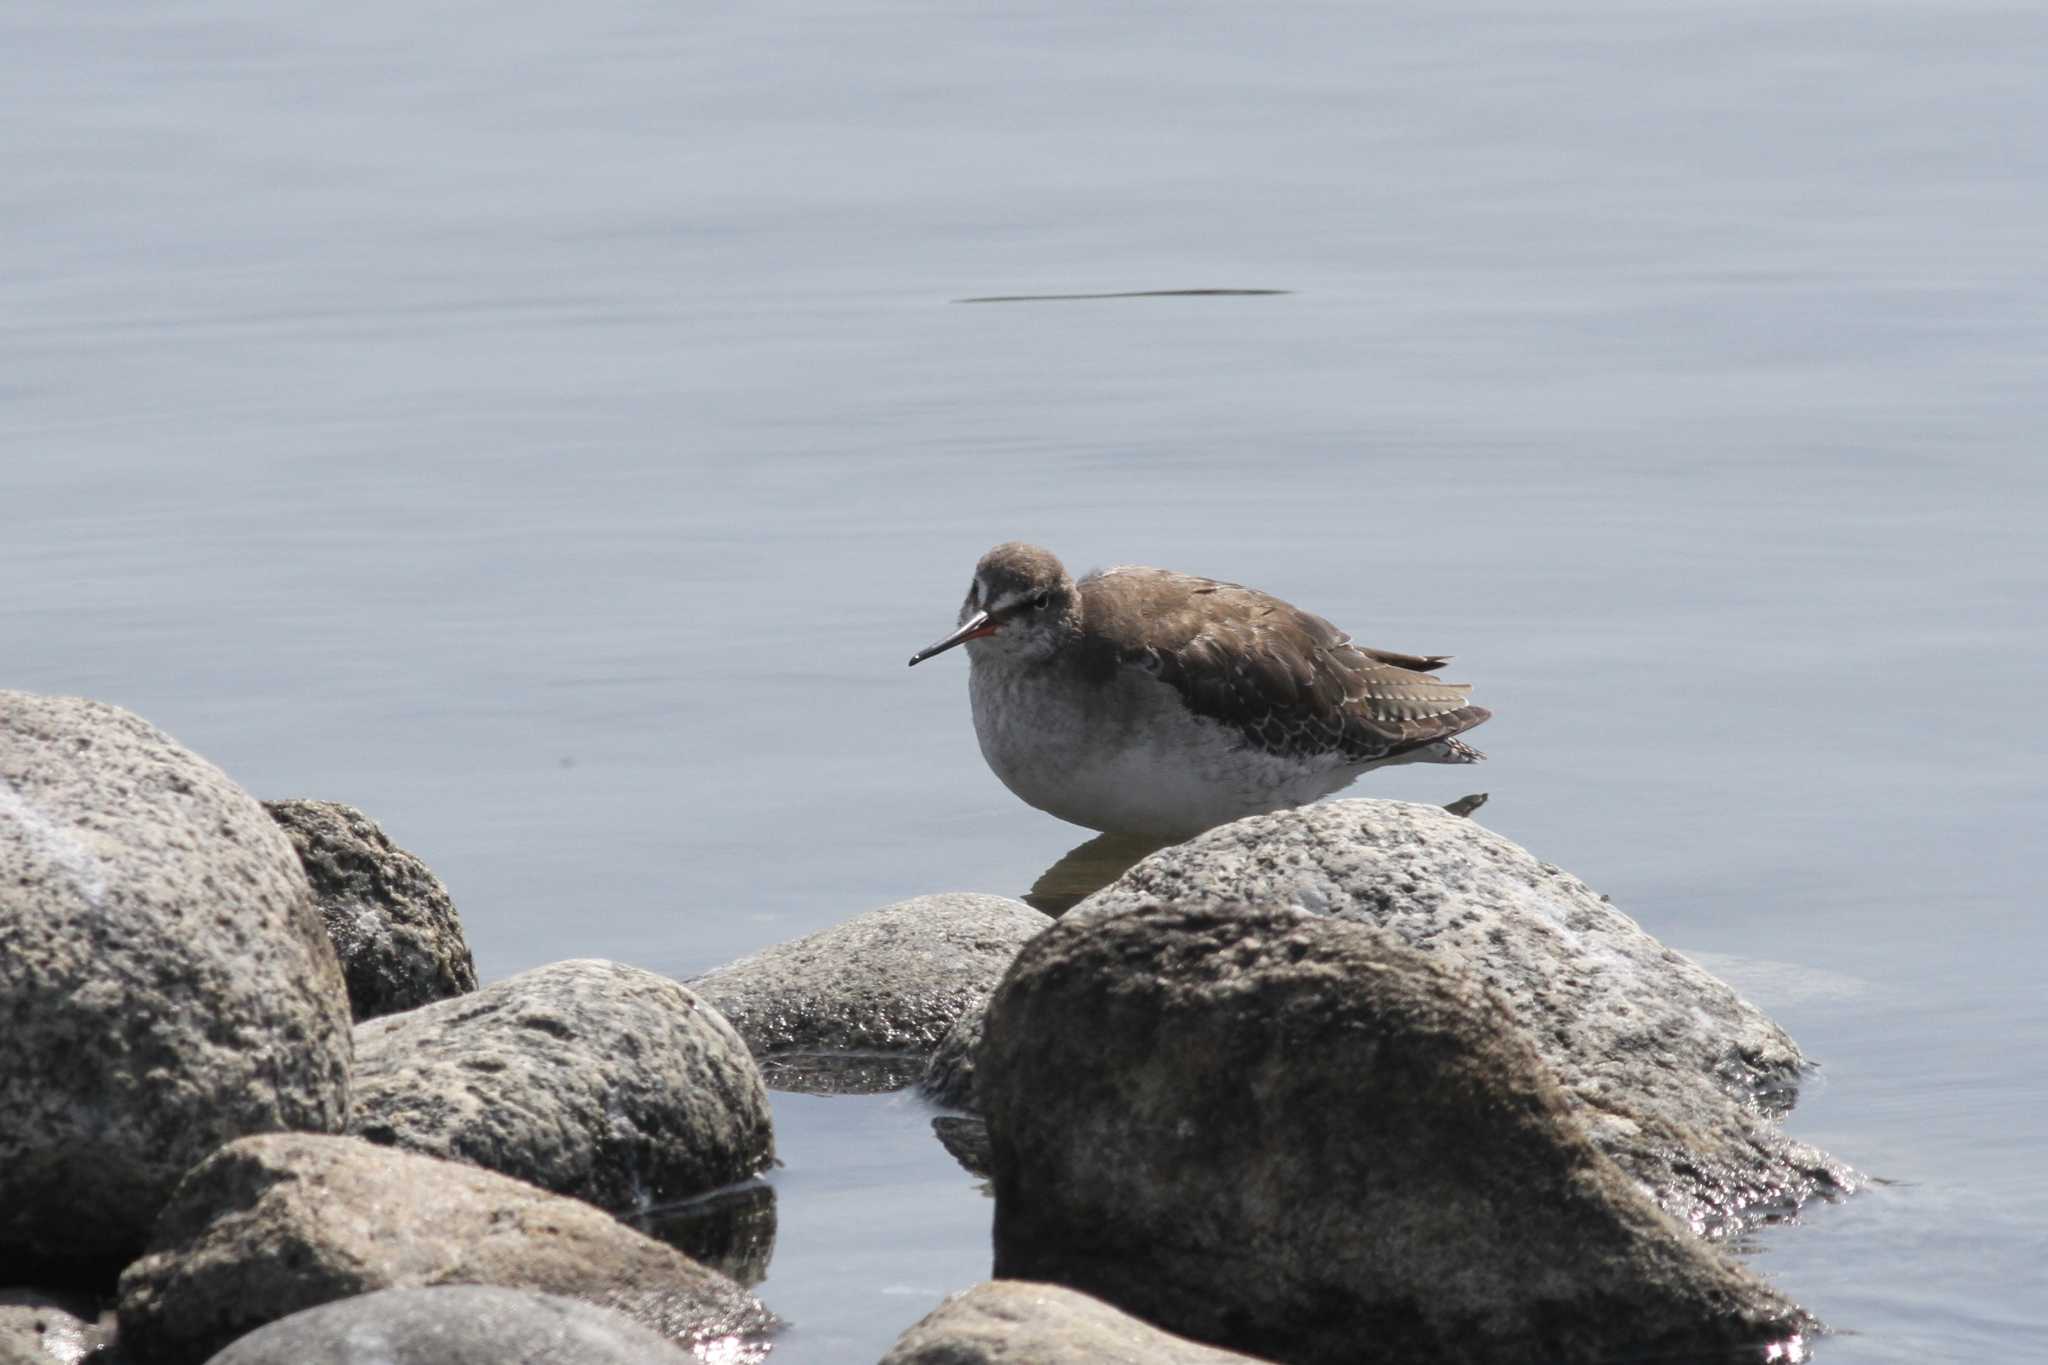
top-left (116, 1133), bottom-right (774, 1365)
top-left (349, 959), bottom-right (772, 1208)
top-left (0, 692), bottom-right (352, 1280)
top-left (264, 799), bottom-right (477, 1022)
top-left (983, 901), bottom-right (1813, 1365)
top-left (689, 893), bottom-right (1049, 1094)
top-left (201, 1286), bottom-right (700, 1365)
top-left (881, 1281), bottom-right (1264, 1365)
top-left (1071, 800), bottom-right (1854, 1231)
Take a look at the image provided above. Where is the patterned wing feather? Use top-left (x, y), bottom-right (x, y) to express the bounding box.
top-left (1079, 566), bottom-right (1489, 763)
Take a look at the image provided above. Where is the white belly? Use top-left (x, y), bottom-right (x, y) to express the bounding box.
top-left (968, 661), bottom-right (1358, 837)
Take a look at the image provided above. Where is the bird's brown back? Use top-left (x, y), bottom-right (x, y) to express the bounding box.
top-left (1074, 565), bottom-right (1490, 763)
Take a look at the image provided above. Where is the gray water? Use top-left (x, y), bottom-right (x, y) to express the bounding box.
top-left (4, 2), bottom-right (2045, 1360)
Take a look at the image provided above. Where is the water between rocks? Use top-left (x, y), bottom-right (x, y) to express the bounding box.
top-left (4, 2), bottom-right (2044, 1361)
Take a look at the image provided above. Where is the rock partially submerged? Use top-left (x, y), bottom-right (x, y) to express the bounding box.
top-left (1071, 799), bottom-right (1854, 1231)
top-left (881, 1281), bottom-right (1265, 1365)
top-left (116, 1133), bottom-right (775, 1365)
top-left (199, 1285), bottom-right (704, 1365)
top-left (349, 959), bottom-right (772, 1208)
top-left (982, 901), bottom-right (1814, 1365)
top-left (689, 893), bottom-right (1048, 1094)
top-left (264, 799), bottom-right (477, 1021)
top-left (0, 692), bottom-right (352, 1281)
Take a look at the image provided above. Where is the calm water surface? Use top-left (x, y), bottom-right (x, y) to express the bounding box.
top-left (4, 3), bottom-right (2044, 1360)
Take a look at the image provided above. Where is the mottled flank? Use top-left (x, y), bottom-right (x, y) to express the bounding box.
top-left (1072, 800), bottom-right (1857, 1233)
top-left (116, 1135), bottom-right (774, 1364)
top-left (349, 959), bottom-right (773, 1208)
top-left (0, 691), bottom-right (352, 1281)
top-left (265, 799), bottom-right (478, 1021)
top-left (1079, 562), bottom-right (1490, 763)
top-left (981, 901), bottom-right (1814, 1365)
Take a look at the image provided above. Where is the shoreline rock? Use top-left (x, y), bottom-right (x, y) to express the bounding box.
top-left (689, 893), bottom-right (1049, 1094)
top-left (882, 1281), bottom-right (1266, 1364)
top-left (1069, 799), bottom-right (1855, 1231)
top-left (264, 799), bottom-right (477, 1022)
top-left (349, 958), bottom-right (773, 1208)
top-left (981, 900), bottom-right (1815, 1364)
top-left (920, 1006), bottom-right (986, 1110)
top-left (199, 1285), bottom-right (706, 1365)
top-left (115, 1133), bottom-right (775, 1364)
top-left (0, 692), bottom-right (352, 1282)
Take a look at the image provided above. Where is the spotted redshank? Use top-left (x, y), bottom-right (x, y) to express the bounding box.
top-left (907, 542), bottom-right (1491, 837)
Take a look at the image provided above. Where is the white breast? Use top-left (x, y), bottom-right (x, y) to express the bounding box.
top-left (967, 659), bottom-right (1358, 837)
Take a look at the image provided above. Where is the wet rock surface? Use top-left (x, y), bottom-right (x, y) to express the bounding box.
top-left (982, 900), bottom-right (1813, 1365)
top-left (116, 1133), bottom-right (775, 1365)
top-left (689, 893), bottom-right (1049, 1091)
top-left (881, 1281), bottom-right (1265, 1365)
top-left (0, 692), bottom-right (352, 1281)
top-left (349, 958), bottom-right (772, 1207)
top-left (1071, 799), bottom-right (1854, 1230)
top-left (264, 799), bottom-right (477, 1022)
top-left (199, 1285), bottom-right (702, 1365)
top-left (757, 1051), bottom-right (930, 1095)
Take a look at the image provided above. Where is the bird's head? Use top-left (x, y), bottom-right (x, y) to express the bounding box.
top-left (908, 541), bottom-right (1080, 667)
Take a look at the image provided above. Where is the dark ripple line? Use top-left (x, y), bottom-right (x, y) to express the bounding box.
top-left (953, 288), bottom-right (1292, 303)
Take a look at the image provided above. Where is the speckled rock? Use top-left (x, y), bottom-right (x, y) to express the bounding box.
top-left (200, 1285), bottom-right (702, 1365)
top-left (983, 901), bottom-right (1814, 1365)
top-left (1071, 799), bottom-right (1854, 1231)
top-left (930, 1116), bottom-right (992, 1181)
top-left (349, 959), bottom-right (772, 1208)
top-left (920, 1004), bottom-right (985, 1110)
top-left (881, 1281), bottom-right (1265, 1364)
top-left (689, 894), bottom-right (1049, 1094)
top-left (0, 691), bottom-right (352, 1281)
top-left (0, 1290), bottom-right (108, 1365)
top-left (264, 799), bottom-right (476, 1022)
top-left (116, 1133), bottom-right (775, 1365)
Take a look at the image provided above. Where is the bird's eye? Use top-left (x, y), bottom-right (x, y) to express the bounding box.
top-left (1031, 592), bottom-right (1051, 611)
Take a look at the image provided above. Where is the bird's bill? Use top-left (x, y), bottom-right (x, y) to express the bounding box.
top-left (908, 610), bottom-right (997, 666)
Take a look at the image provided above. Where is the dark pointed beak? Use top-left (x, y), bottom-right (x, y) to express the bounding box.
top-left (908, 609), bottom-right (997, 666)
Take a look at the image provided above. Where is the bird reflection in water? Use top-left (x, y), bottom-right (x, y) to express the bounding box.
top-left (1022, 795), bottom-right (1488, 916)
top-left (1024, 831), bottom-right (1178, 916)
